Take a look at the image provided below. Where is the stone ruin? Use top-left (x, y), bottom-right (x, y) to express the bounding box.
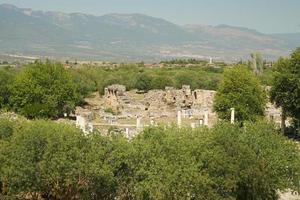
top-left (101, 84), bottom-right (218, 132)
top-left (74, 84), bottom-right (286, 137)
top-left (75, 107), bottom-right (94, 134)
top-left (104, 84), bottom-right (126, 112)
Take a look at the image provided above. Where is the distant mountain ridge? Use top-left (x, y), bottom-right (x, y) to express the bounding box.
top-left (0, 3), bottom-right (299, 61)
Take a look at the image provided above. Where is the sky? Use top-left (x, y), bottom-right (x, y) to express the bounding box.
top-left (0, 0), bottom-right (299, 34)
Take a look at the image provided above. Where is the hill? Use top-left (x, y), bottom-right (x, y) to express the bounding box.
top-left (0, 4), bottom-right (298, 61)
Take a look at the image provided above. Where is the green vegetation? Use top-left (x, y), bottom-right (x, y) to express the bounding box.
top-left (0, 53), bottom-right (296, 125)
top-left (9, 61), bottom-right (83, 119)
top-left (250, 52), bottom-right (264, 75)
top-left (160, 59), bottom-right (228, 67)
top-left (0, 52), bottom-right (300, 199)
top-left (73, 64), bottom-right (224, 95)
top-left (213, 65), bottom-right (267, 123)
top-left (0, 60), bottom-right (224, 119)
top-left (0, 119), bottom-right (299, 199)
top-left (0, 67), bottom-right (15, 110)
top-left (270, 48), bottom-right (300, 132)
top-left (160, 58), bottom-right (209, 65)
top-left (104, 107), bottom-right (120, 115)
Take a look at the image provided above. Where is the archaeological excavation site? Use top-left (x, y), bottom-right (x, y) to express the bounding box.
top-left (75, 84), bottom-right (283, 137)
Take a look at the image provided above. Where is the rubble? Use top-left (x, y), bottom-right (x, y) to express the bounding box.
top-left (75, 84), bottom-right (285, 137)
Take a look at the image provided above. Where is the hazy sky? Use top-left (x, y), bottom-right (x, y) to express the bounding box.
top-left (0, 0), bottom-right (299, 33)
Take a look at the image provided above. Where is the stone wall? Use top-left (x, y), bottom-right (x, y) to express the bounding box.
top-left (75, 84), bottom-right (285, 136)
top-left (102, 85), bottom-right (217, 127)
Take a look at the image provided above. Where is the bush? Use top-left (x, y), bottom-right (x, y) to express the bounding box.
top-left (214, 65), bottom-right (267, 122)
top-left (0, 68), bottom-right (15, 109)
top-left (0, 118), bottom-right (14, 141)
top-left (151, 75), bottom-right (174, 90)
top-left (1, 115), bottom-right (298, 199)
top-left (135, 73), bottom-right (152, 91)
top-left (270, 48), bottom-right (300, 131)
top-left (10, 61), bottom-right (82, 119)
top-left (0, 120), bottom-right (115, 199)
top-left (126, 122), bottom-right (300, 200)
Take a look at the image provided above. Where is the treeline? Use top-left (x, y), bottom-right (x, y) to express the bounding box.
top-left (0, 61), bottom-right (223, 118)
top-left (72, 64), bottom-right (223, 94)
top-left (0, 61), bottom-right (85, 119)
top-left (159, 58), bottom-right (229, 67)
top-left (0, 118), bottom-right (299, 200)
top-left (1, 48), bottom-right (298, 123)
top-left (160, 58), bottom-right (209, 65)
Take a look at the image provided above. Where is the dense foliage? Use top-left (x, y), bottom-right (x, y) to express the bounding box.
top-left (160, 59), bottom-right (228, 67)
top-left (160, 59), bottom-right (209, 65)
top-left (0, 67), bottom-right (15, 110)
top-left (71, 64), bottom-right (223, 94)
top-left (0, 118), bottom-right (299, 200)
top-left (270, 48), bottom-right (300, 130)
top-left (1, 60), bottom-right (276, 120)
top-left (0, 61), bottom-right (84, 119)
top-left (213, 65), bottom-right (267, 122)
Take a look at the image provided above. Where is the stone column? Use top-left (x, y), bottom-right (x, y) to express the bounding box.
top-left (104, 88), bottom-right (109, 96)
top-left (76, 115), bottom-right (86, 132)
top-left (87, 122), bottom-right (93, 133)
top-left (204, 110), bottom-right (209, 126)
top-left (177, 110), bottom-right (182, 128)
top-left (150, 119), bottom-right (155, 126)
top-left (136, 116), bottom-right (142, 130)
top-left (199, 119), bottom-right (203, 126)
top-left (125, 128), bottom-right (130, 138)
top-left (230, 108), bottom-right (235, 124)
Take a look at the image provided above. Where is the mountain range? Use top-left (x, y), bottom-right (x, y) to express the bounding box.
top-left (0, 3), bottom-right (299, 61)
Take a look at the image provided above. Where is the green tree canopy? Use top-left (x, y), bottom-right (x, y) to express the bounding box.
top-left (213, 65), bottom-right (267, 122)
top-left (120, 122), bottom-right (300, 200)
top-left (0, 119), bottom-right (299, 199)
top-left (0, 119), bottom-right (115, 199)
top-left (0, 68), bottom-right (14, 110)
top-left (135, 73), bottom-right (152, 91)
top-left (250, 52), bottom-right (264, 75)
top-left (10, 60), bottom-right (81, 119)
top-left (151, 75), bottom-right (174, 90)
top-left (270, 48), bottom-right (300, 128)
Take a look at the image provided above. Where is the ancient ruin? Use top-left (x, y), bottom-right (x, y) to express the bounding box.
top-left (75, 84), bottom-right (284, 137)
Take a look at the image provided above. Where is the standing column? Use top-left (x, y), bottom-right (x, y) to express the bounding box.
top-left (136, 116), bottom-right (142, 130)
top-left (177, 110), bottom-right (182, 128)
top-left (204, 110), bottom-right (209, 126)
top-left (230, 108), bottom-right (235, 124)
top-left (199, 119), bottom-right (203, 126)
top-left (125, 128), bottom-right (130, 138)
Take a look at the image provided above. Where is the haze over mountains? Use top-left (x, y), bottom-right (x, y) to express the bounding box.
top-left (0, 4), bottom-right (299, 61)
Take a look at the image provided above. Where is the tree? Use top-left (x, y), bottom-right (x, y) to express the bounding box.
top-left (270, 48), bottom-right (300, 130)
top-left (69, 69), bottom-right (97, 100)
top-left (0, 68), bottom-right (14, 109)
top-left (0, 120), bottom-right (115, 199)
top-left (214, 122), bottom-right (300, 200)
top-left (125, 122), bottom-right (300, 200)
top-left (10, 60), bottom-right (81, 119)
top-left (135, 73), bottom-right (152, 92)
top-left (175, 71), bottom-right (198, 89)
top-left (213, 65), bottom-right (266, 122)
top-left (250, 52), bottom-right (264, 75)
top-left (0, 118), bottom-right (299, 199)
top-left (151, 75), bottom-right (174, 90)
